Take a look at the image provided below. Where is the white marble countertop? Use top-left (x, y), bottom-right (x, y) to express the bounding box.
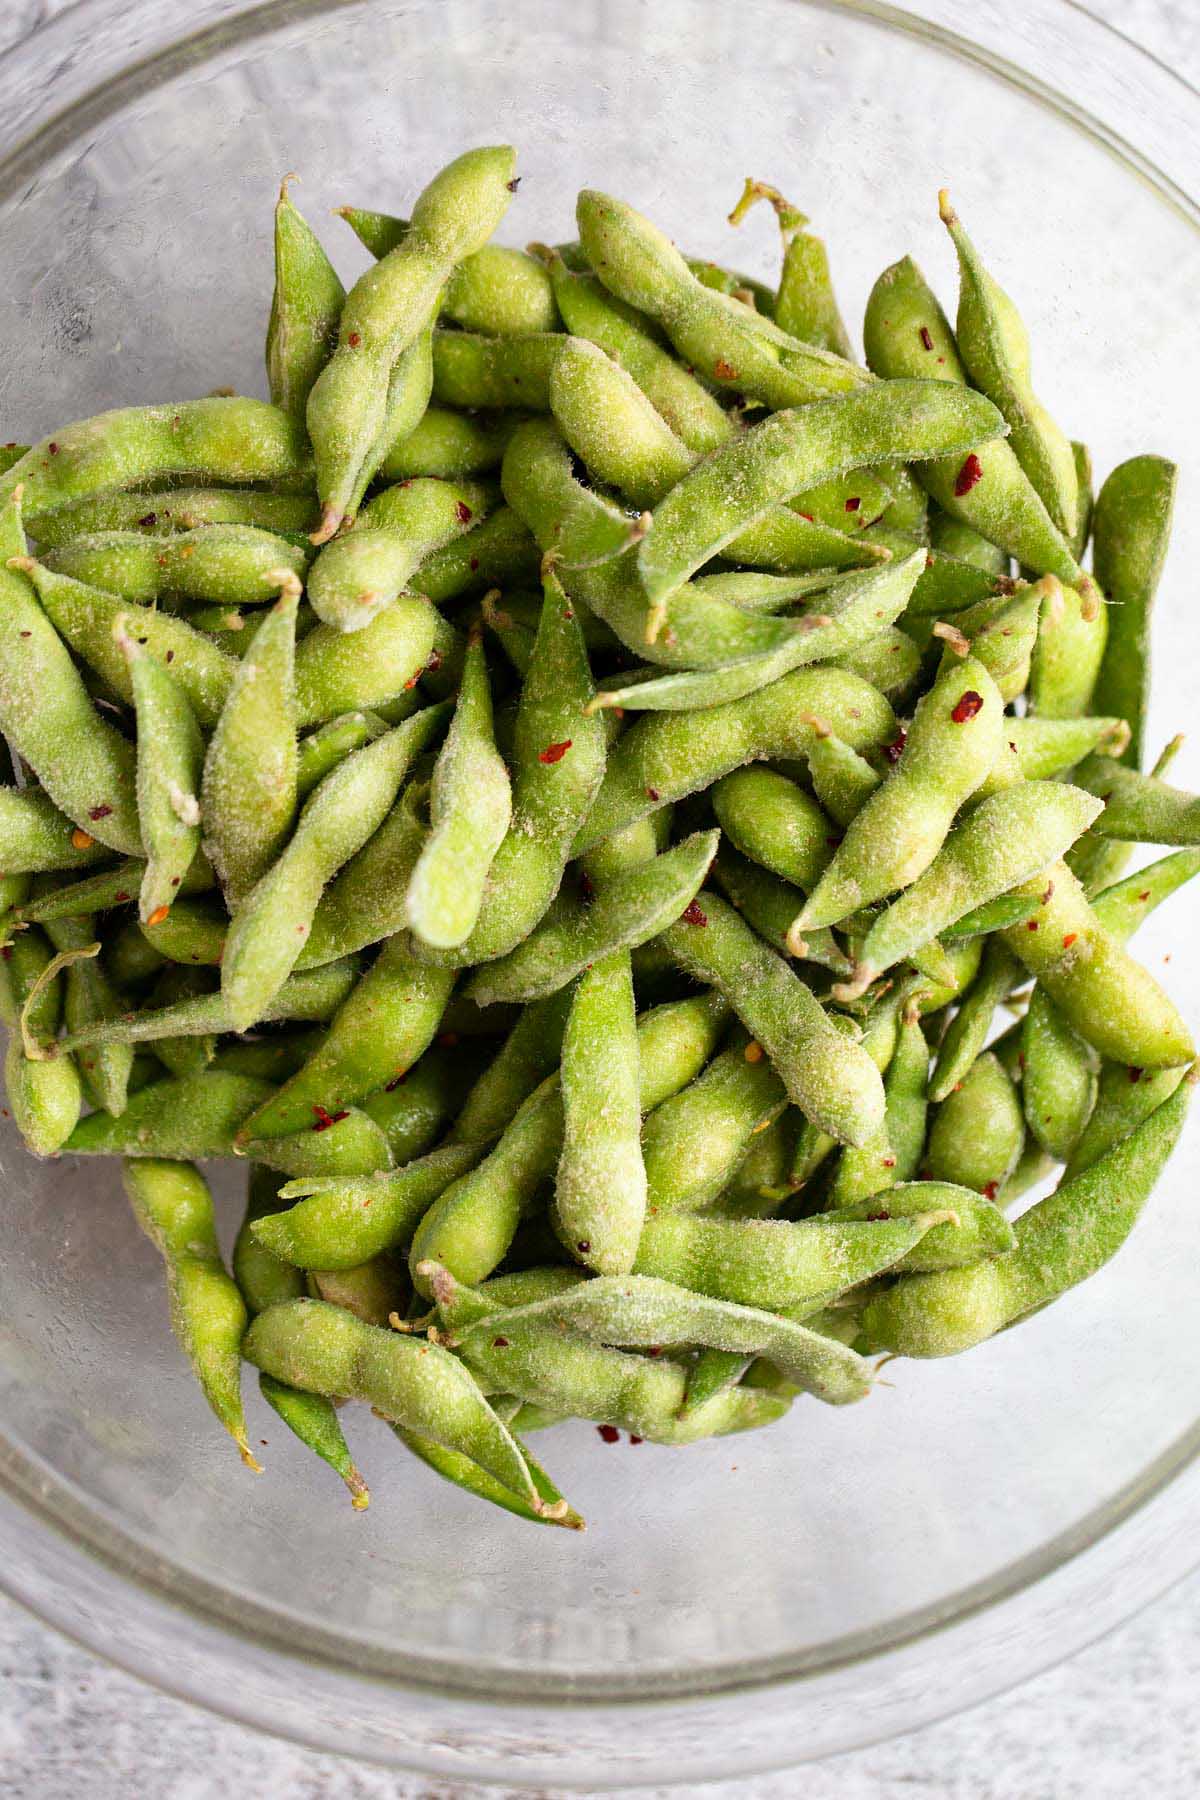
top-left (2, 2), bottom-right (1199, 1794)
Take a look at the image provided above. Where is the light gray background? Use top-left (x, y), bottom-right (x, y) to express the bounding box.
top-left (1, 1), bottom-right (1198, 1795)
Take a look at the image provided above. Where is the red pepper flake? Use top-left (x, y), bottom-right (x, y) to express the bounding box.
top-left (165, 649), bottom-right (175, 663)
top-left (1018, 1052), bottom-right (1026, 1074)
top-left (865, 1210), bottom-right (892, 1222)
top-left (713, 358), bottom-right (738, 381)
top-left (578, 870), bottom-right (595, 902)
top-left (538, 739), bottom-right (572, 765)
top-left (954, 453), bottom-right (983, 497)
top-left (797, 511), bottom-right (815, 523)
top-left (347, 330), bottom-right (362, 348)
top-left (882, 1156), bottom-right (897, 1169)
top-left (646, 786), bottom-right (660, 802)
top-left (577, 1240), bottom-right (591, 1254)
top-left (48, 442), bottom-right (59, 455)
top-left (403, 675), bottom-right (418, 690)
top-left (492, 1335), bottom-right (510, 1348)
top-left (1062, 932), bottom-right (1078, 949)
top-left (629, 1434), bottom-right (644, 1445)
top-left (71, 829), bottom-right (95, 851)
top-left (1129, 1066), bottom-right (1144, 1083)
top-left (469, 556), bottom-right (480, 572)
top-left (680, 899), bottom-right (707, 927)
top-left (384, 1070), bottom-right (408, 1091)
top-left (918, 325), bottom-right (934, 351)
top-left (597, 1425), bottom-right (620, 1444)
top-left (455, 500), bottom-right (473, 524)
top-left (982, 1181), bottom-right (999, 1200)
top-left (950, 690), bottom-right (984, 723)
top-left (1026, 919), bottom-right (1039, 931)
top-left (844, 496), bottom-right (861, 513)
top-left (312, 1104), bottom-right (349, 1132)
top-left (438, 1031), bottom-right (460, 1048)
top-left (88, 803), bottom-right (113, 821)
top-left (114, 890), bottom-right (130, 903)
top-left (883, 727), bottom-right (907, 765)
top-left (646, 1346), bottom-right (663, 1357)
top-left (18, 630), bottom-right (30, 639)
top-left (506, 176), bottom-right (522, 192)
top-left (425, 648), bottom-right (443, 672)
top-left (0, 946), bottom-right (11, 962)
top-left (138, 512), bottom-right (157, 527)
top-left (146, 904), bottom-right (169, 927)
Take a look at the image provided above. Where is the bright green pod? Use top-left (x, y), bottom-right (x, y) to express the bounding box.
top-left (826, 1004), bottom-right (929, 1208)
top-left (0, 788), bottom-right (114, 874)
top-left (122, 1158), bottom-right (257, 1467)
top-left (925, 1050), bottom-right (1025, 1195)
top-left (1070, 754), bottom-right (1200, 846)
top-left (1090, 455), bottom-right (1176, 769)
top-left (928, 939), bottom-right (1022, 1104)
top-left (307, 477), bottom-right (489, 634)
top-left (863, 257), bottom-right (1090, 593)
top-left (41, 912), bottom-right (133, 1116)
top-left (66, 1070), bottom-right (273, 1157)
top-left (827, 1179), bottom-right (1014, 1271)
top-left (0, 499), bottom-right (140, 854)
top-left (556, 951), bottom-right (647, 1275)
top-left (266, 175), bottom-right (347, 418)
top-left (42, 525), bottom-right (309, 605)
top-left (117, 620), bottom-right (204, 925)
top-left (378, 406), bottom-right (517, 482)
top-left (1022, 986), bottom-right (1097, 1161)
top-left (1028, 579), bottom-right (1108, 719)
top-left (641, 1038), bottom-right (787, 1216)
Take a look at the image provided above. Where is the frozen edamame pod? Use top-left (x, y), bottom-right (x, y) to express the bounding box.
top-left (555, 951), bottom-right (647, 1275)
top-left (266, 175), bottom-right (346, 421)
top-left (116, 618), bottom-right (204, 926)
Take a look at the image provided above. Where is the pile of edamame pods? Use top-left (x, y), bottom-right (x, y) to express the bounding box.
top-left (0, 148), bottom-right (1194, 1530)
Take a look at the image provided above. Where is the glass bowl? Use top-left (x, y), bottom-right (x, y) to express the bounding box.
top-left (1, 0), bottom-right (1198, 1786)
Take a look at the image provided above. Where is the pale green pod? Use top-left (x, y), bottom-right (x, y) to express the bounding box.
top-left (555, 951), bottom-right (646, 1275)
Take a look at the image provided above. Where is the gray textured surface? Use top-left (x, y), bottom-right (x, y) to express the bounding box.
top-left (1, 2), bottom-right (1198, 1795)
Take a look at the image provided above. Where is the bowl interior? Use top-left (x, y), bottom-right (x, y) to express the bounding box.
top-left (1, 0), bottom-right (1199, 1776)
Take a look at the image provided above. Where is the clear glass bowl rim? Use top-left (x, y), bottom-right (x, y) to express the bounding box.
top-left (0, 0), bottom-right (1198, 1784)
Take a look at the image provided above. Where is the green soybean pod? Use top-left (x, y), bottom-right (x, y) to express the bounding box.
top-left (406, 634), bottom-right (511, 950)
top-left (464, 829), bottom-right (719, 1005)
top-left (588, 552), bottom-right (926, 716)
top-left (537, 246), bottom-right (731, 453)
top-left (0, 498), bottom-right (140, 853)
top-left (712, 766), bottom-right (834, 891)
top-left (729, 183), bottom-right (852, 357)
top-left (221, 707), bottom-right (444, 1031)
top-left (939, 192), bottom-right (1078, 540)
top-left (441, 1266), bottom-right (873, 1407)
top-left (41, 522), bottom-right (310, 605)
top-left (307, 477), bottom-right (489, 635)
top-left (360, 1041), bottom-right (484, 1162)
top-left (849, 780), bottom-right (1104, 988)
top-left (863, 1075), bottom-right (1193, 1357)
top-left (925, 1050), bottom-right (1025, 1195)
top-left (641, 1038), bottom-right (787, 1216)
top-left (122, 1158), bottom-right (258, 1468)
top-left (1021, 986), bottom-right (1097, 1161)
top-left (243, 1297), bottom-right (553, 1513)
top-left (633, 1209), bottom-right (950, 1309)
top-left (266, 177), bottom-right (347, 420)
top-left (1070, 754), bottom-right (1200, 846)
top-left (927, 509), bottom-right (1009, 576)
top-left (252, 1141), bottom-right (483, 1272)
top-left (1091, 845), bottom-right (1200, 939)
top-left (635, 381), bottom-right (1007, 617)
top-left (1025, 578), bottom-right (1107, 719)
top-left (0, 398), bottom-right (312, 524)
top-left (936, 584), bottom-right (1041, 705)
top-left (555, 951), bottom-right (647, 1275)
top-left (295, 711), bottom-right (387, 799)
top-left (338, 207), bottom-right (557, 336)
top-left (999, 859), bottom-right (1193, 1068)
top-left (1069, 442), bottom-right (1094, 561)
top-left (41, 912), bottom-right (133, 1116)
top-left (826, 1003), bottom-right (929, 1208)
top-left (29, 486), bottom-right (317, 546)
top-left (826, 1181), bottom-right (1015, 1273)
top-left (66, 1070), bottom-right (273, 1158)
top-left (862, 258), bottom-right (1090, 594)
top-left (573, 664), bottom-right (896, 854)
top-left (659, 892), bottom-right (885, 1148)
top-left (0, 927), bottom-right (83, 1154)
top-left (929, 939), bottom-right (1022, 1104)
top-left (378, 406), bottom-right (516, 482)
top-left (1063, 1061), bottom-right (1187, 1182)
top-left (232, 941), bottom-right (454, 1142)
top-left (394, 1426), bottom-right (583, 1531)
top-left (419, 567), bottom-right (605, 967)
top-left (307, 146), bottom-right (517, 540)
top-left (115, 619), bottom-right (204, 926)
top-left (796, 657), bottom-right (1005, 936)
top-left (577, 189), bottom-right (868, 412)
top-left (14, 557), bottom-right (235, 730)
top-left (240, 1106), bottom-right (393, 1180)
top-left (0, 788), bottom-right (113, 874)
